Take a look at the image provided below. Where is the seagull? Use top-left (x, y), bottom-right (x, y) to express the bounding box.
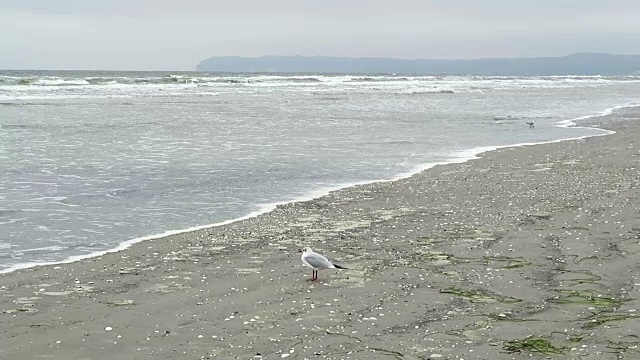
top-left (525, 120), bottom-right (535, 128)
top-left (300, 247), bottom-right (346, 281)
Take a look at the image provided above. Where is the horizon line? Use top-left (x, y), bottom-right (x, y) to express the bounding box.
top-left (2, 52), bottom-right (639, 72)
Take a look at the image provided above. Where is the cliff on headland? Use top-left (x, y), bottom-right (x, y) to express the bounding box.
top-left (196, 53), bottom-right (640, 75)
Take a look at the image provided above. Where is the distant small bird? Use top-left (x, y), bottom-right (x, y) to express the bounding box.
top-left (525, 120), bottom-right (535, 128)
top-left (300, 247), bottom-right (346, 281)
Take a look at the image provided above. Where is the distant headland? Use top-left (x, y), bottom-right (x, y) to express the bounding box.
top-left (196, 53), bottom-right (640, 75)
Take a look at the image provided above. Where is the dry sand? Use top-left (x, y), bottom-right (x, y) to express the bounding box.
top-left (1, 109), bottom-right (639, 360)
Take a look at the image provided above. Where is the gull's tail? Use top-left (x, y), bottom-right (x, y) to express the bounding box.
top-left (333, 263), bottom-right (347, 270)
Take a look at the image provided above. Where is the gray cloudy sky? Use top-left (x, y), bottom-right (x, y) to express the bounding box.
top-left (1, 0), bottom-right (639, 70)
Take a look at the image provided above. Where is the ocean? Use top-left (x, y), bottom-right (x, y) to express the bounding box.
top-left (1, 70), bottom-right (639, 273)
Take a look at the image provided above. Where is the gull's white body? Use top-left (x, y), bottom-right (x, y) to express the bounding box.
top-left (300, 247), bottom-right (345, 281)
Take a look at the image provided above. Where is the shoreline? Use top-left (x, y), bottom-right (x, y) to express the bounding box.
top-left (0, 104), bottom-right (629, 276)
top-left (0, 107), bottom-right (638, 359)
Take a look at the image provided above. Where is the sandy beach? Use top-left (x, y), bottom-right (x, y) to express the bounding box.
top-left (1, 109), bottom-right (639, 360)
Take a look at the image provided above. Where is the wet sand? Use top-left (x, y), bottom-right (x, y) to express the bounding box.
top-left (1, 109), bottom-right (639, 360)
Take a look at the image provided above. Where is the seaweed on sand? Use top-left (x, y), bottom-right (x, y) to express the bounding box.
top-left (503, 336), bottom-right (567, 355)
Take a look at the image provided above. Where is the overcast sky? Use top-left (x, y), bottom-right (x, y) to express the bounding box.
top-left (1, 0), bottom-right (639, 70)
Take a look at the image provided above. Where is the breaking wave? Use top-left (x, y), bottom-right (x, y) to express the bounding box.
top-left (3, 73), bottom-right (639, 88)
top-left (2, 71), bottom-right (639, 102)
top-left (395, 88), bottom-right (457, 95)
